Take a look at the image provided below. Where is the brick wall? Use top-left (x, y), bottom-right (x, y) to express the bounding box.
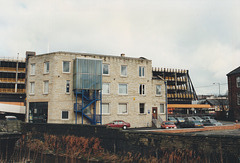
top-left (228, 73), bottom-right (240, 120)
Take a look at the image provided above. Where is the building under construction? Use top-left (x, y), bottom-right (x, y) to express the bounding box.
top-left (0, 57), bottom-right (26, 120)
top-left (152, 67), bottom-right (204, 116)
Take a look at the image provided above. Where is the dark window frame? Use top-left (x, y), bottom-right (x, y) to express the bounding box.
top-left (62, 111), bottom-right (69, 120)
top-left (139, 103), bottom-right (145, 114)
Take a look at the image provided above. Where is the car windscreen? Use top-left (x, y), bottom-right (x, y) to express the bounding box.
top-left (193, 121), bottom-right (201, 124)
top-left (177, 118), bottom-right (184, 120)
top-left (210, 119), bottom-right (217, 123)
top-left (165, 122), bottom-right (174, 125)
top-left (6, 118), bottom-right (17, 121)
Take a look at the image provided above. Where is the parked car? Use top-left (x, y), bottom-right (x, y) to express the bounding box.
top-left (202, 116), bottom-right (213, 121)
top-left (161, 121), bottom-right (177, 129)
top-left (105, 120), bottom-right (130, 129)
top-left (5, 116), bottom-right (18, 121)
top-left (168, 117), bottom-right (177, 123)
top-left (203, 119), bottom-right (222, 126)
top-left (184, 117), bottom-right (194, 122)
top-left (192, 116), bottom-right (204, 122)
top-left (175, 117), bottom-right (185, 124)
top-left (180, 120), bottom-right (204, 128)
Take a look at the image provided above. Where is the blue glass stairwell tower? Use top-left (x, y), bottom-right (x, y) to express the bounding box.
top-left (73, 58), bottom-right (102, 125)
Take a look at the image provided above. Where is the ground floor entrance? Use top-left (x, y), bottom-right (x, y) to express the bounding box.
top-left (29, 102), bottom-right (48, 123)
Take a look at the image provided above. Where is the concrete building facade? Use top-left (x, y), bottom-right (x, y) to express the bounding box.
top-left (26, 52), bottom-right (166, 128)
top-left (0, 57), bottom-right (26, 120)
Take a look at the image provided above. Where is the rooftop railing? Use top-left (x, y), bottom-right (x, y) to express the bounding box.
top-left (0, 57), bottom-right (25, 62)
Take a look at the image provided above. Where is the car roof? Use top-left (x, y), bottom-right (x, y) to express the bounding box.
top-left (5, 116), bottom-right (17, 118)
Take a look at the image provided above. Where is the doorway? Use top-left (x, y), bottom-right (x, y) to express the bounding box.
top-left (29, 102), bottom-right (48, 123)
top-left (152, 107), bottom-right (157, 119)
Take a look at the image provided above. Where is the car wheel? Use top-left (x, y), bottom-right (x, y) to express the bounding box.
top-left (123, 126), bottom-right (127, 130)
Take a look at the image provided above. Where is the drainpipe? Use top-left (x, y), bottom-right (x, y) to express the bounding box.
top-left (15, 53), bottom-right (19, 93)
top-left (165, 80), bottom-right (168, 121)
top-left (75, 91), bottom-right (78, 124)
top-left (157, 75), bottom-right (168, 121)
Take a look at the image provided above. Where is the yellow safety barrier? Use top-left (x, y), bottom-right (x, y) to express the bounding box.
top-left (0, 88), bottom-right (25, 93)
top-left (0, 78), bottom-right (25, 83)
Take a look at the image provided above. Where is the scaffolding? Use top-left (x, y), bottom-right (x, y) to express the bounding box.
top-left (73, 58), bottom-right (102, 125)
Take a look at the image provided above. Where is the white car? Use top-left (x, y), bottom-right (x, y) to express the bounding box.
top-left (192, 116), bottom-right (204, 122)
top-left (5, 116), bottom-right (18, 121)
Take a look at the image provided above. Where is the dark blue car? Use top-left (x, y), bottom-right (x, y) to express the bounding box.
top-left (180, 120), bottom-right (204, 128)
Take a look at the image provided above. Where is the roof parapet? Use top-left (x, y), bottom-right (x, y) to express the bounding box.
top-left (0, 57), bottom-right (25, 62)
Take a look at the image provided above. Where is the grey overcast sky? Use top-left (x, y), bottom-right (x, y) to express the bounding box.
top-left (0, 0), bottom-right (239, 95)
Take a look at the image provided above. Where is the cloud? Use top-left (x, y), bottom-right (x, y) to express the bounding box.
top-left (0, 0), bottom-right (239, 95)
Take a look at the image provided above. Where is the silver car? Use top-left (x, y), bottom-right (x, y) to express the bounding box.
top-left (192, 116), bottom-right (204, 122)
top-left (184, 117), bottom-right (194, 122)
top-left (203, 119), bottom-right (222, 126)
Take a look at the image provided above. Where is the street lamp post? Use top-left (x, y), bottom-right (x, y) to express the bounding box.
top-left (213, 82), bottom-right (220, 96)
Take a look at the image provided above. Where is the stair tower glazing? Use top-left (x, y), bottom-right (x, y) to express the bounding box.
top-left (73, 58), bottom-right (102, 125)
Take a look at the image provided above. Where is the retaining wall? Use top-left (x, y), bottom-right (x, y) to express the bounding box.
top-left (21, 123), bottom-right (240, 162)
top-left (0, 120), bottom-right (21, 132)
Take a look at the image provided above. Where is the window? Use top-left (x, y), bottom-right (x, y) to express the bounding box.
top-left (237, 93), bottom-right (240, 105)
top-left (102, 64), bottom-right (109, 75)
top-left (44, 62), bottom-right (49, 74)
top-left (30, 63), bottom-right (35, 75)
top-left (102, 103), bottom-right (110, 114)
top-left (160, 104), bottom-right (165, 114)
top-left (139, 84), bottom-right (145, 95)
top-left (121, 65), bottom-right (127, 76)
top-left (66, 80), bottom-right (70, 93)
top-left (62, 111), bottom-right (69, 120)
top-left (237, 77), bottom-right (240, 88)
top-left (118, 103), bottom-right (127, 114)
top-left (30, 82), bottom-right (35, 94)
top-left (102, 83), bottom-right (110, 94)
top-left (63, 61), bottom-right (70, 73)
top-left (139, 66), bottom-right (145, 77)
top-left (139, 103), bottom-right (145, 114)
top-left (156, 85), bottom-right (161, 95)
top-left (119, 84), bottom-right (127, 95)
top-left (43, 81), bottom-right (49, 94)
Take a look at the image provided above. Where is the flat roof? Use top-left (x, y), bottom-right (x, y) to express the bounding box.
top-left (35, 51), bottom-right (151, 61)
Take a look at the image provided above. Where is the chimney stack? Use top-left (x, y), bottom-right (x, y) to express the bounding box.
top-left (26, 51), bottom-right (36, 59)
top-left (121, 53), bottom-right (125, 57)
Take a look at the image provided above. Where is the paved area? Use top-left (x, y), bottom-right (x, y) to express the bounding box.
top-left (193, 129), bottom-right (240, 136)
top-left (126, 121), bottom-right (240, 136)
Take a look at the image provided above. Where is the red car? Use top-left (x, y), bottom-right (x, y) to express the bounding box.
top-left (105, 120), bottom-right (130, 129)
top-left (161, 121), bottom-right (177, 129)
